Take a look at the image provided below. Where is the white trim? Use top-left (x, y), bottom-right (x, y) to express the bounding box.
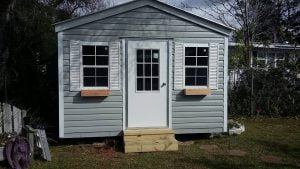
top-left (183, 43), bottom-right (210, 89)
top-left (184, 43), bottom-right (209, 47)
top-left (122, 39), bottom-right (126, 130)
top-left (58, 32), bottom-right (64, 138)
top-left (224, 37), bottom-right (228, 132)
top-left (126, 40), bottom-right (169, 128)
top-left (81, 41), bottom-right (109, 46)
top-left (80, 42), bottom-right (110, 90)
top-left (168, 40), bottom-right (172, 129)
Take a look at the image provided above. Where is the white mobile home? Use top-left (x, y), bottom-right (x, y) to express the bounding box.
top-left (55, 0), bottom-right (232, 152)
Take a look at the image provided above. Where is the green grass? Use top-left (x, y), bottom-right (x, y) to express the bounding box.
top-left (2, 118), bottom-right (300, 169)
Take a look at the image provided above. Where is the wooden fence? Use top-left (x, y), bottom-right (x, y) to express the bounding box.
top-left (0, 103), bottom-right (27, 134)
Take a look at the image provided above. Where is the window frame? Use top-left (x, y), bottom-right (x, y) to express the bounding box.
top-left (274, 52), bottom-right (286, 68)
top-left (183, 43), bottom-right (209, 89)
top-left (80, 42), bottom-right (110, 90)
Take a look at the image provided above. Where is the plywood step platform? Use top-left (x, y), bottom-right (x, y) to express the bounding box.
top-left (123, 128), bottom-right (178, 153)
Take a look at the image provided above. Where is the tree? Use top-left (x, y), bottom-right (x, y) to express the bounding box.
top-left (0, 0), bottom-right (108, 133)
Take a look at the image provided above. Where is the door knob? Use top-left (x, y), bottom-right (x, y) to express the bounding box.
top-left (161, 82), bottom-right (166, 87)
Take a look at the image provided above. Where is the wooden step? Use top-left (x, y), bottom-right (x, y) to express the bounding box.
top-left (124, 128), bottom-right (175, 135)
top-left (123, 128), bottom-right (178, 153)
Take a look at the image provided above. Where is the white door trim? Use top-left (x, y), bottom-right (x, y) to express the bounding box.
top-left (123, 39), bottom-right (172, 129)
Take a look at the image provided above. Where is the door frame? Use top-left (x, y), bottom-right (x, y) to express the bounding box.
top-left (122, 38), bottom-right (173, 130)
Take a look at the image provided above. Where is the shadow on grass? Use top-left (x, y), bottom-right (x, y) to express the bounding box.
top-left (175, 133), bottom-right (211, 142)
top-left (251, 138), bottom-right (300, 159)
top-left (52, 136), bottom-right (125, 152)
top-left (177, 155), bottom-right (299, 169)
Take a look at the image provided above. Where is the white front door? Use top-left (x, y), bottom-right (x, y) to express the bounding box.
top-left (127, 41), bottom-right (168, 128)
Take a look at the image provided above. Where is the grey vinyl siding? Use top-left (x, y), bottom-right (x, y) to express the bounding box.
top-left (61, 6), bottom-right (226, 138)
top-left (62, 38), bottom-right (123, 138)
top-left (172, 41), bottom-right (225, 134)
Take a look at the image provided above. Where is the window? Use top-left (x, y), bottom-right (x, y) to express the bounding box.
top-left (275, 53), bottom-right (286, 68)
top-left (136, 49), bottom-right (160, 91)
top-left (256, 51), bottom-right (267, 68)
top-left (185, 46), bottom-right (209, 87)
top-left (253, 51), bottom-right (287, 68)
top-left (82, 45), bottom-right (109, 88)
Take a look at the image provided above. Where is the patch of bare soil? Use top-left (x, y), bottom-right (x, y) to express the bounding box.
top-left (260, 155), bottom-right (283, 164)
top-left (94, 147), bottom-right (116, 156)
top-left (199, 145), bottom-right (220, 153)
top-left (227, 149), bottom-right (247, 157)
top-left (178, 141), bottom-right (194, 146)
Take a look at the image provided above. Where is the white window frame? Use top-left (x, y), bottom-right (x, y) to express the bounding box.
top-left (183, 43), bottom-right (209, 89)
top-left (274, 53), bottom-right (286, 68)
top-left (80, 42), bottom-right (110, 90)
top-left (256, 51), bottom-right (268, 69)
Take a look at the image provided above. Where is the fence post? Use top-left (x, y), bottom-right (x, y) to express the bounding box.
top-left (3, 104), bottom-right (12, 133)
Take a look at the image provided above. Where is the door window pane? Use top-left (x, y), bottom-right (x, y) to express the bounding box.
top-left (152, 64), bottom-right (159, 76)
top-left (137, 64), bottom-right (143, 76)
top-left (145, 64), bottom-right (151, 76)
top-left (152, 78), bottom-right (159, 90)
top-left (145, 78), bottom-right (151, 91)
top-left (145, 50), bottom-right (151, 63)
top-left (137, 50), bottom-right (143, 62)
top-left (137, 78), bottom-right (144, 91)
top-left (152, 50), bottom-right (159, 63)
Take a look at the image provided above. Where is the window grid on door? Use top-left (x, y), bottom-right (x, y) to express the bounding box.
top-left (136, 49), bottom-right (160, 92)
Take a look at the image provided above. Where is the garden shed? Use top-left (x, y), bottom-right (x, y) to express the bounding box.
top-left (55, 0), bottom-right (232, 152)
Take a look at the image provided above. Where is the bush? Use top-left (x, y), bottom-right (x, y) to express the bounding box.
top-left (229, 60), bottom-right (300, 117)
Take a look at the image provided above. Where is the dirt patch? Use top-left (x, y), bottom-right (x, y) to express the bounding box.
top-left (199, 145), bottom-right (220, 153)
top-left (178, 141), bottom-right (194, 146)
top-left (261, 155), bottom-right (283, 164)
top-left (227, 149), bottom-right (247, 157)
top-left (94, 147), bottom-right (116, 156)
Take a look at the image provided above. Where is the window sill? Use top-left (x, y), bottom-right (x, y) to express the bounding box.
top-left (184, 88), bottom-right (211, 96)
top-left (81, 90), bottom-right (110, 97)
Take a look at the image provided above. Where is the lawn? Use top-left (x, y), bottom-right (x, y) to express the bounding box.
top-left (1, 118), bottom-right (300, 169)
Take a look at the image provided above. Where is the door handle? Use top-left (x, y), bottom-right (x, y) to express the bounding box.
top-left (161, 82), bottom-right (167, 88)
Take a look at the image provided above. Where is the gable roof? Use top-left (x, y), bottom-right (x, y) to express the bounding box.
top-left (54, 0), bottom-right (234, 36)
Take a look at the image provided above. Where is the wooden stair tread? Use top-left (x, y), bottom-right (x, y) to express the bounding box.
top-left (124, 128), bottom-right (175, 135)
top-left (123, 129), bottom-right (178, 153)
